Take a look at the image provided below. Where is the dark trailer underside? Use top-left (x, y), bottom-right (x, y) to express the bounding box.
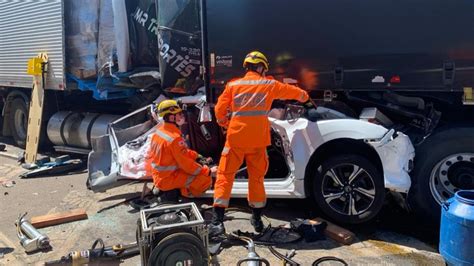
top-left (203, 0), bottom-right (474, 95)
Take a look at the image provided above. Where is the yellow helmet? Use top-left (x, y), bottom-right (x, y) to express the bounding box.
top-left (243, 51), bottom-right (269, 71)
top-left (156, 99), bottom-right (182, 117)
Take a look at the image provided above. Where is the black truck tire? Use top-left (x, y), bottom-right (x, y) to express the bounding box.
top-left (408, 127), bottom-right (474, 224)
top-left (312, 154), bottom-right (385, 224)
top-left (8, 97), bottom-right (28, 148)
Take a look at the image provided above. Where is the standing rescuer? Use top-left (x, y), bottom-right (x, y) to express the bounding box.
top-left (148, 100), bottom-right (217, 202)
top-left (209, 51), bottom-right (310, 235)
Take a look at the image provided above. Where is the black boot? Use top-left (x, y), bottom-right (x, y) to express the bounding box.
top-left (158, 189), bottom-right (180, 203)
top-left (250, 208), bottom-right (264, 233)
top-left (208, 207), bottom-right (226, 237)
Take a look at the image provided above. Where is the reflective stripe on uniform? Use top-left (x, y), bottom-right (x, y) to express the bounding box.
top-left (249, 201), bottom-right (266, 208)
top-left (232, 110), bottom-right (267, 117)
top-left (192, 167), bottom-right (202, 176)
top-left (156, 129), bottom-right (174, 142)
top-left (214, 198), bottom-right (230, 207)
top-left (234, 92), bottom-right (267, 108)
top-left (185, 167), bottom-right (202, 189)
top-left (228, 79), bottom-right (275, 86)
top-left (152, 163), bottom-right (178, 172)
top-left (222, 146), bottom-right (230, 155)
top-left (185, 175), bottom-right (196, 189)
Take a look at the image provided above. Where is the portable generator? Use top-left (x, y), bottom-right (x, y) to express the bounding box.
top-left (137, 202), bottom-right (209, 265)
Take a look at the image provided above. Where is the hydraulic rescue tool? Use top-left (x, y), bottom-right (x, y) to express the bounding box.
top-left (15, 212), bottom-right (50, 253)
top-left (44, 239), bottom-right (139, 265)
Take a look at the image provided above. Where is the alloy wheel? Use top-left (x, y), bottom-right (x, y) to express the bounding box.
top-left (321, 163), bottom-right (376, 216)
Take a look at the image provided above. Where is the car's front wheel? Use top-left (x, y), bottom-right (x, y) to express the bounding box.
top-left (312, 154), bottom-right (385, 224)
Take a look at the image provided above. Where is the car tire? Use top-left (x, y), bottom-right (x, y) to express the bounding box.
top-left (312, 154), bottom-right (385, 224)
top-left (408, 127), bottom-right (474, 224)
top-left (8, 97), bottom-right (28, 148)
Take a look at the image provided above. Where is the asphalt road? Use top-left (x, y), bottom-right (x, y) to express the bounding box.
top-left (0, 141), bottom-right (444, 265)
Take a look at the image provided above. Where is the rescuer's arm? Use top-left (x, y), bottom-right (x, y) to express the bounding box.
top-left (171, 138), bottom-right (210, 176)
top-left (273, 81), bottom-right (309, 103)
top-left (215, 85), bottom-right (232, 128)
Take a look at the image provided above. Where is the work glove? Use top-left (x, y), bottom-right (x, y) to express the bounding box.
top-left (304, 100), bottom-right (316, 109)
top-left (210, 166), bottom-right (218, 178)
top-left (197, 154), bottom-right (213, 165)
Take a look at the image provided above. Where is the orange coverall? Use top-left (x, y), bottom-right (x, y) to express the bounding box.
top-left (213, 71), bottom-right (309, 208)
top-left (148, 122), bottom-right (211, 197)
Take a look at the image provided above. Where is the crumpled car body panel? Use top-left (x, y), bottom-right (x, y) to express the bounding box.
top-left (87, 104), bottom-right (415, 198)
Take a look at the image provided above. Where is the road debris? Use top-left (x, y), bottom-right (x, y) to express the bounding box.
top-left (20, 159), bottom-right (84, 179)
top-left (2, 180), bottom-right (15, 188)
top-left (312, 218), bottom-right (355, 245)
top-left (31, 208), bottom-right (88, 228)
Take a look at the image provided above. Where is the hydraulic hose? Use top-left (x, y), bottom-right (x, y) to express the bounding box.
top-left (312, 256), bottom-right (348, 265)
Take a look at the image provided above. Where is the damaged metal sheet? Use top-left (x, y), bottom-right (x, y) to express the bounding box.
top-left (368, 132), bottom-right (415, 193)
top-left (87, 105), bottom-right (157, 192)
top-left (86, 97), bottom-right (416, 224)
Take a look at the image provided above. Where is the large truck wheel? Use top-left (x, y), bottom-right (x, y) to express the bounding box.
top-left (312, 154), bottom-right (385, 224)
top-left (8, 97), bottom-right (28, 148)
top-left (408, 127), bottom-right (474, 224)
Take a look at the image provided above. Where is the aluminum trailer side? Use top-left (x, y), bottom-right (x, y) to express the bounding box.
top-left (0, 0), bottom-right (161, 149)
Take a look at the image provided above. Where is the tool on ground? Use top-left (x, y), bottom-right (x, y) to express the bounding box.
top-left (268, 246), bottom-right (299, 265)
top-left (234, 235), bottom-right (270, 266)
top-left (205, 207), bottom-right (349, 265)
top-left (44, 239), bottom-right (139, 265)
top-left (312, 256), bottom-right (348, 266)
top-left (15, 212), bottom-right (50, 253)
top-left (25, 53), bottom-right (48, 164)
top-left (137, 202), bottom-right (209, 265)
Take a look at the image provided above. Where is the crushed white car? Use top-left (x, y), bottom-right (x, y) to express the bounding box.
top-left (87, 95), bottom-right (415, 224)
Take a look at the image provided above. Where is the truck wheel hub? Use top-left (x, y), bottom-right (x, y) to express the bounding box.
top-left (430, 153), bottom-right (474, 204)
top-left (448, 162), bottom-right (474, 189)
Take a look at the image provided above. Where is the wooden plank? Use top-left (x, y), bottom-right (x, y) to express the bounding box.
top-left (311, 218), bottom-right (355, 245)
top-left (31, 209), bottom-right (88, 228)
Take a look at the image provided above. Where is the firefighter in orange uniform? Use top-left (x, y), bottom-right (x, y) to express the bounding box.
top-left (148, 100), bottom-right (217, 202)
top-left (209, 51), bottom-right (310, 235)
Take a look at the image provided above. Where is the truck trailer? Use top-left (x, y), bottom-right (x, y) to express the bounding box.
top-left (153, 0), bottom-right (474, 223)
top-left (0, 0), bottom-right (164, 153)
